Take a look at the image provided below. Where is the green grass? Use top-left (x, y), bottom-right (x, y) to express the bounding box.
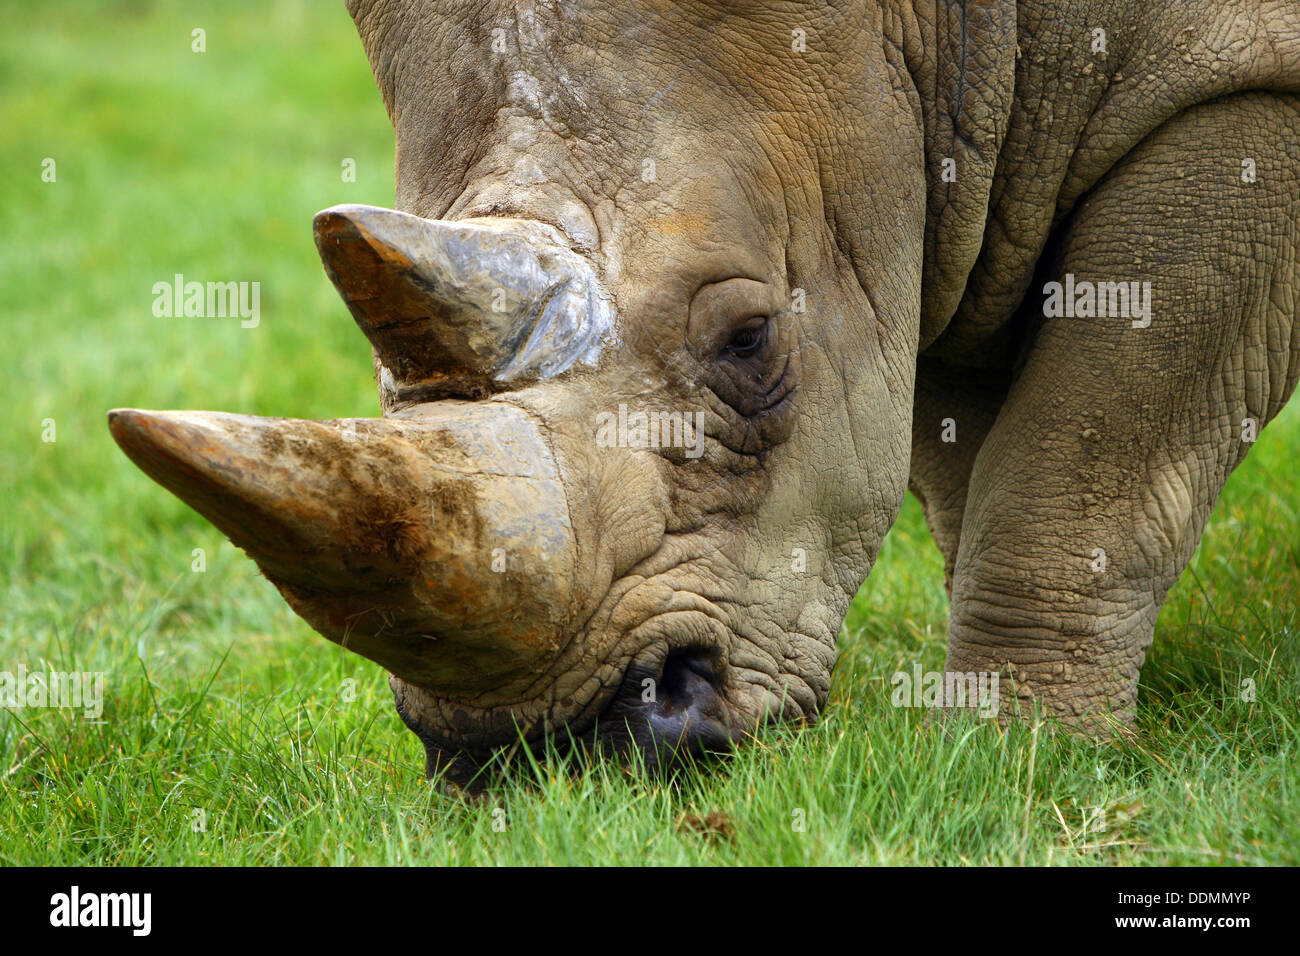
top-left (1, 0), bottom-right (1296, 866)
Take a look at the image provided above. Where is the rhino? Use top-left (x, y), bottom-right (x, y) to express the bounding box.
top-left (109, 0), bottom-right (1300, 785)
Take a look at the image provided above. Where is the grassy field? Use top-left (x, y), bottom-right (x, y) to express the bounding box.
top-left (1, 0), bottom-right (1296, 866)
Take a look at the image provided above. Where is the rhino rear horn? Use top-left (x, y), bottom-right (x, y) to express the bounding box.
top-left (313, 204), bottom-right (614, 407)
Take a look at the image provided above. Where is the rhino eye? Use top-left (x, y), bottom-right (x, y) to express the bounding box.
top-left (722, 320), bottom-right (766, 359)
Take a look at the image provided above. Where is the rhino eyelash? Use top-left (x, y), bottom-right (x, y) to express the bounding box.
top-left (722, 320), bottom-right (767, 358)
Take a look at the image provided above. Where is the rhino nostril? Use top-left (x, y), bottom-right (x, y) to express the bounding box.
top-left (641, 649), bottom-right (733, 754)
top-left (656, 649), bottom-right (721, 708)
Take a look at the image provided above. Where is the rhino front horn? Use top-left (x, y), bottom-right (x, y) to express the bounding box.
top-left (107, 403), bottom-right (579, 697)
top-left (313, 204), bottom-right (614, 407)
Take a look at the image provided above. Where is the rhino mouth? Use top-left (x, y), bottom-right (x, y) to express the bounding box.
top-left (597, 646), bottom-right (738, 761)
top-left (393, 637), bottom-right (740, 787)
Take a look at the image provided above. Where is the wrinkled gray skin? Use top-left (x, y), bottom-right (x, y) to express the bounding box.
top-left (112, 0), bottom-right (1300, 785)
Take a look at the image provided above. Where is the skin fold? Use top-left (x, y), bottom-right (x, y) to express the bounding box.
top-left (111, 0), bottom-right (1300, 783)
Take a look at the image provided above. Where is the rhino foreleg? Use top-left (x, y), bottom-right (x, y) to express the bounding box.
top-left (942, 92), bottom-right (1300, 728)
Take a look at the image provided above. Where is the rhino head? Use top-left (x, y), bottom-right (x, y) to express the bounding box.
top-left (110, 0), bottom-right (1013, 784)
